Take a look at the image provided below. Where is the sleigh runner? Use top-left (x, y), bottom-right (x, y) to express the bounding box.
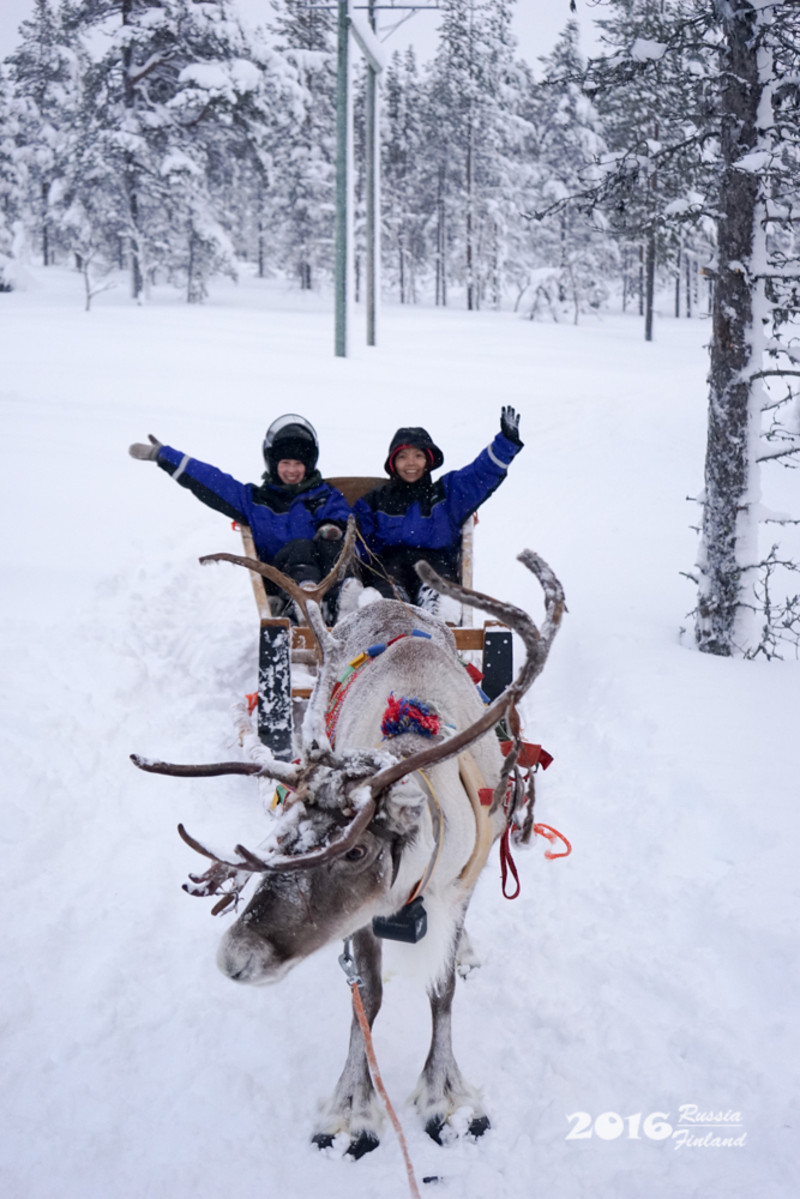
top-left (233, 476), bottom-right (514, 759)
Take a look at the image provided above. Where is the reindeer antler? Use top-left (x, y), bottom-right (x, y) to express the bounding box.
top-left (232, 794), bottom-right (377, 873)
top-left (199, 516), bottom-right (357, 630)
top-left (130, 753), bottom-right (301, 785)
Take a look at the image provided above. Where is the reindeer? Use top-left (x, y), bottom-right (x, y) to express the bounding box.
top-left (132, 552), bottom-right (564, 1158)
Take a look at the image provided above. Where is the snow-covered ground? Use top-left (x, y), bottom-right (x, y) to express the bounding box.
top-left (2, 268), bottom-right (797, 1199)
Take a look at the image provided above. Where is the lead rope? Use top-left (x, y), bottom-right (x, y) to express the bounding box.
top-left (339, 940), bottom-right (422, 1199)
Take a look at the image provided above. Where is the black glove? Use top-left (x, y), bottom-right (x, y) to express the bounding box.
top-left (129, 434), bottom-right (162, 461)
top-left (500, 406), bottom-right (522, 446)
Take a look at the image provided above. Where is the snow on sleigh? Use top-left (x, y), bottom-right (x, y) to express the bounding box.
top-left (202, 477), bottom-right (515, 761)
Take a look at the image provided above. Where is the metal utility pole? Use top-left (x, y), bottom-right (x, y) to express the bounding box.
top-left (334, 0), bottom-right (384, 357)
top-left (334, 0), bottom-right (352, 358)
top-left (365, 0), bottom-right (378, 347)
top-left (329, 2), bottom-right (439, 356)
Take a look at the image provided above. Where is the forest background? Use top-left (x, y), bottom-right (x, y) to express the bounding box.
top-left (0, 0), bottom-right (672, 319)
top-left (3, 0), bottom-right (799, 660)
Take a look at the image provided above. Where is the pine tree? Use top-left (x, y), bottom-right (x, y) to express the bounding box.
top-left (381, 48), bottom-right (427, 302)
top-left (268, 0), bottom-right (336, 290)
top-left (0, 66), bottom-right (21, 289)
top-left (60, 0), bottom-right (270, 301)
top-left (5, 0), bottom-right (80, 267)
top-left (530, 0), bottom-right (716, 335)
top-left (692, 0), bottom-right (800, 656)
top-left (425, 0), bottom-right (526, 309)
top-left (526, 19), bottom-right (613, 322)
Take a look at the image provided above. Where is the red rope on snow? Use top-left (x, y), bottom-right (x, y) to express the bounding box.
top-left (350, 982), bottom-right (422, 1199)
top-left (532, 823), bottom-right (572, 860)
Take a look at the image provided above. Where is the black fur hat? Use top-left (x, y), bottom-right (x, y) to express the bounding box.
top-left (384, 426), bottom-right (444, 475)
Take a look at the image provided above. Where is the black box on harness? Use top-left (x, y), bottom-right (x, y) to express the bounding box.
top-left (372, 896), bottom-right (427, 943)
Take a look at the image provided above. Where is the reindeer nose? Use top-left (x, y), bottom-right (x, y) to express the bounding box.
top-left (217, 929), bottom-right (291, 986)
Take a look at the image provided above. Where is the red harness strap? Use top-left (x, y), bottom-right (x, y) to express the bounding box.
top-left (500, 827), bottom-right (521, 899)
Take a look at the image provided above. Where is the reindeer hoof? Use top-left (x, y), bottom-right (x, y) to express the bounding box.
top-left (312, 1133), bottom-right (336, 1152)
top-left (346, 1130), bottom-right (380, 1159)
top-left (311, 1129), bottom-right (378, 1159)
top-left (467, 1115), bottom-right (491, 1139)
top-left (425, 1116), bottom-right (451, 1145)
top-left (425, 1113), bottom-right (491, 1145)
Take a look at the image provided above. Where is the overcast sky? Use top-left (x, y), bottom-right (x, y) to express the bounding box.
top-left (1, 1), bottom-right (597, 66)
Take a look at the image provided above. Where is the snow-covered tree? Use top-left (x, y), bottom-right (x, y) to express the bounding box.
top-left (692, 0), bottom-right (800, 657)
top-left (5, 0), bottom-right (80, 267)
top-left (424, 0), bottom-right (528, 309)
top-left (525, 19), bottom-right (614, 322)
top-left (60, 0), bottom-right (270, 301)
top-left (589, 0), bottom-right (716, 338)
top-left (268, 0), bottom-right (335, 290)
top-left (525, 0), bottom-right (799, 654)
top-left (380, 48), bottom-right (427, 303)
top-left (0, 66), bottom-right (21, 289)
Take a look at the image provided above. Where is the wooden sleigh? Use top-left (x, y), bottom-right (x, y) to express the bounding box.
top-left (236, 477), bottom-right (514, 759)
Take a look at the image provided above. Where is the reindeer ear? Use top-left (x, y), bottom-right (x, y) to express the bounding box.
top-left (380, 774), bottom-right (428, 835)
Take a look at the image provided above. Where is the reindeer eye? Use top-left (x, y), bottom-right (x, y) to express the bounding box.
top-left (344, 845), bottom-right (368, 862)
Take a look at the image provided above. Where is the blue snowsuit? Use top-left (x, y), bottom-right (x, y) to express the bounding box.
top-left (354, 430), bottom-right (522, 598)
top-left (156, 446), bottom-right (351, 563)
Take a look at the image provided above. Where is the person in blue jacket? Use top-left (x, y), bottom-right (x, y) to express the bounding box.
top-left (354, 407), bottom-right (523, 607)
top-left (128, 414), bottom-right (351, 614)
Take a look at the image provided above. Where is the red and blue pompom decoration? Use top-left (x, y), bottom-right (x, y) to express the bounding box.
top-left (381, 694), bottom-right (442, 739)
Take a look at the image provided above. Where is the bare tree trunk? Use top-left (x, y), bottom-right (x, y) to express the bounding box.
top-left (465, 112), bottom-right (475, 311)
top-left (644, 228), bottom-right (656, 341)
top-left (694, 1), bottom-right (763, 655)
top-left (41, 182), bottom-right (50, 266)
top-left (398, 229), bottom-right (405, 304)
top-left (435, 163), bottom-right (447, 307)
top-left (121, 1), bottom-right (143, 301)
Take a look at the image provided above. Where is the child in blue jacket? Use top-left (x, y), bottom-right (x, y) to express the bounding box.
top-left (129, 414), bottom-right (351, 612)
top-left (354, 407), bottom-right (523, 608)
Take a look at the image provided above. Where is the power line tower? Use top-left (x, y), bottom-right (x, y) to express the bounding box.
top-left (307, 2), bottom-right (441, 356)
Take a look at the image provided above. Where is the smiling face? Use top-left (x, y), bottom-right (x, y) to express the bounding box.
top-left (276, 458), bottom-right (307, 485)
top-left (394, 447), bottom-right (429, 483)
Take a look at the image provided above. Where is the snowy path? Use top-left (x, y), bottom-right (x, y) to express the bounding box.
top-left (1, 271), bottom-right (797, 1198)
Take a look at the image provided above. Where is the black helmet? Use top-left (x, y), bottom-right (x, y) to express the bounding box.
top-left (262, 413), bottom-right (319, 477)
top-left (384, 426), bottom-right (444, 476)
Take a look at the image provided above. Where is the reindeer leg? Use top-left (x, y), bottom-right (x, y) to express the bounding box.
top-left (413, 921), bottom-right (490, 1144)
top-left (312, 927), bottom-right (384, 1159)
top-left (455, 925), bottom-right (482, 979)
